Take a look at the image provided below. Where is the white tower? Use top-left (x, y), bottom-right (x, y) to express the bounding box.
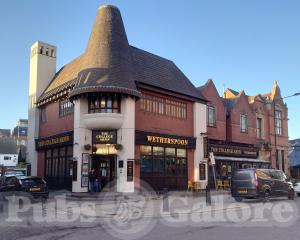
top-left (27, 41), bottom-right (56, 176)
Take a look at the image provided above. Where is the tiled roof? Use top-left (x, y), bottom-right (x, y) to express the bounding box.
top-left (38, 5), bottom-right (206, 105)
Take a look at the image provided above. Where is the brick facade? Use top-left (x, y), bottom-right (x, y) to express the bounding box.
top-left (199, 80), bottom-right (290, 174)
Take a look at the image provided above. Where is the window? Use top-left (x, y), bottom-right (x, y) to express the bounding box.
top-left (45, 146), bottom-right (73, 178)
top-left (256, 117), bottom-right (263, 139)
top-left (88, 94), bottom-right (121, 113)
top-left (207, 106), bottom-right (216, 127)
top-left (40, 107), bottom-right (47, 123)
top-left (45, 48), bottom-right (49, 55)
top-left (59, 100), bottom-right (74, 117)
top-left (39, 46), bottom-right (43, 54)
top-left (51, 49), bottom-right (55, 57)
top-left (140, 93), bottom-right (187, 119)
top-left (4, 156), bottom-right (11, 160)
top-left (140, 145), bottom-right (187, 176)
top-left (240, 113), bottom-right (248, 133)
top-left (275, 110), bottom-right (282, 136)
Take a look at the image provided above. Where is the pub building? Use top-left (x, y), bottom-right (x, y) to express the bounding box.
top-left (207, 139), bottom-right (270, 186)
top-left (27, 5), bottom-right (208, 192)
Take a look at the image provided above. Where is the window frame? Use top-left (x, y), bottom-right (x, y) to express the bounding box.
top-left (140, 93), bottom-right (187, 119)
top-left (88, 94), bottom-right (121, 114)
top-left (240, 113), bottom-right (248, 133)
top-left (256, 117), bottom-right (263, 139)
top-left (59, 99), bottom-right (74, 118)
top-left (275, 110), bottom-right (283, 136)
top-left (207, 105), bottom-right (216, 127)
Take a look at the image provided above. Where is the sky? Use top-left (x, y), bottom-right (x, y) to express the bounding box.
top-left (0, 0), bottom-right (299, 139)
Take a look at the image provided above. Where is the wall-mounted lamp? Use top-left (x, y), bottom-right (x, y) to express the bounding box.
top-left (200, 132), bottom-right (207, 136)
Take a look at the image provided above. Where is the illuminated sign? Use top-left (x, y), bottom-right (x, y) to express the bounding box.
top-left (92, 130), bottom-right (117, 144)
top-left (135, 131), bottom-right (196, 149)
top-left (146, 136), bottom-right (188, 146)
top-left (209, 145), bottom-right (258, 158)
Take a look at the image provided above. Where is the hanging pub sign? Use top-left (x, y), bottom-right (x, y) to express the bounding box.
top-left (92, 130), bottom-right (117, 144)
top-left (35, 131), bottom-right (73, 150)
top-left (135, 130), bottom-right (196, 149)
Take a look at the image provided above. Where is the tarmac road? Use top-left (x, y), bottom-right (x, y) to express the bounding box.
top-left (0, 192), bottom-right (299, 240)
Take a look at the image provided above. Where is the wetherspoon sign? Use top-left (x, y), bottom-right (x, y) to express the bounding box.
top-left (135, 130), bottom-right (196, 149)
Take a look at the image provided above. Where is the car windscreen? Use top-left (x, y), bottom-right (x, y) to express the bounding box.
top-left (21, 178), bottom-right (45, 185)
top-left (232, 171), bottom-right (253, 180)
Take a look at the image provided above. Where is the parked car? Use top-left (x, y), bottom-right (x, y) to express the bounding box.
top-left (0, 176), bottom-right (49, 199)
top-left (293, 181), bottom-right (300, 196)
top-left (231, 168), bottom-right (294, 202)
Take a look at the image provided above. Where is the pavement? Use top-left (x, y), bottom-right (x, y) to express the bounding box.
top-left (50, 189), bottom-right (231, 202)
top-left (0, 191), bottom-right (299, 240)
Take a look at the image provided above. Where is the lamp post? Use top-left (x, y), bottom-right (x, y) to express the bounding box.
top-left (273, 92), bottom-right (300, 171)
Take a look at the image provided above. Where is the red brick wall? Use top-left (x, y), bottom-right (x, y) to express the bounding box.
top-left (200, 81), bottom-right (226, 141)
top-left (228, 95), bottom-right (256, 144)
top-left (135, 89), bottom-right (195, 188)
top-left (135, 89), bottom-right (194, 137)
top-left (39, 101), bottom-right (74, 138)
top-left (38, 101), bottom-right (74, 178)
top-left (37, 150), bottom-right (45, 177)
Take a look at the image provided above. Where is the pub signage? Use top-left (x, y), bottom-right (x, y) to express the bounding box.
top-left (135, 130), bottom-right (196, 149)
top-left (209, 144), bottom-right (258, 158)
top-left (36, 131), bottom-right (73, 150)
top-left (92, 130), bottom-right (117, 144)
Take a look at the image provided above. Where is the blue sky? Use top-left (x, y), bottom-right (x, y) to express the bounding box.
top-left (0, 0), bottom-right (299, 139)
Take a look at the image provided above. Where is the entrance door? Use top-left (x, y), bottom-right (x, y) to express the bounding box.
top-left (91, 155), bottom-right (116, 190)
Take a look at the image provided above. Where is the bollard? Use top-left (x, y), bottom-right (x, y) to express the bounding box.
top-left (162, 188), bottom-right (169, 212)
top-left (205, 184), bottom-right (211, 205)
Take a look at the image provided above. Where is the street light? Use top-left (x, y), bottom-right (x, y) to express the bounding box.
top-left (273, 92), bottom-right (300, 171)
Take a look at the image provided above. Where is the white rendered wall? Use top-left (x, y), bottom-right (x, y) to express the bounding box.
top-left (28, 41), bottom-right (56, 176)
top-left (193, 102), bottom-right (208, 187)
top-left (0, 154), bottom-right (18, 167)
top-left (72, 96), bottom-right (135, 193)
top-left (116, 97), bottom-right (135, 193)
top-left (73, 98), bottom-right (91, 192)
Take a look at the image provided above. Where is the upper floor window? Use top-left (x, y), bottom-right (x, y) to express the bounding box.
top-left (207, 105), bottom-right (216, 127)
top-left (256, 117), bottom-right (263, 139)
top-left (275, 110), bottom-right (282, 136)
top-left (4, 156), bottom-right (11, 160)
top-left (40, 107), bottom-right (47, 123)
top-left (59, 100), bottom-right (74, 117)
top-left (140, 93), bottom-right (187, 119)
top-left (88, 94), bottom-right (121, 113)
top-left (240, 113), bottom-right (248, 133)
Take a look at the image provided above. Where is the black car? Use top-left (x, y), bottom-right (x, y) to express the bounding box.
top-left (0, 176), bottom-right (49, 199)
top-left (231, 168), bottom-right (294, 202)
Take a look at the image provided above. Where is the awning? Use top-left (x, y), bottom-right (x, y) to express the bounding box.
top-left (214, 156), bottom-right (270, 163)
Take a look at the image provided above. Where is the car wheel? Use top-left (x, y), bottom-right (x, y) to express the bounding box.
top-left (288, 189), bottom-right (295, 200)
top-left (263, 190), bottom-right (271, 202)
top-left (234, 197), bottom-right (243, 202)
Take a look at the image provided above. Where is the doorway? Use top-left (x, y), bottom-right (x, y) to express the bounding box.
top-left (91, 154), bottom-right (116, 190)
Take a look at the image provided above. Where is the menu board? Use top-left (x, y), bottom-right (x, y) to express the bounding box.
top-left (199, 163), bottom-right (206, 181)
top-left (81, 153), bottom-right (90, 187)
top-left (127, 160), bottom-right (134, 182)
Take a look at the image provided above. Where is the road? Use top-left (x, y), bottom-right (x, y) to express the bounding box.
top-left (0, 193), bottom-right (299, 240)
